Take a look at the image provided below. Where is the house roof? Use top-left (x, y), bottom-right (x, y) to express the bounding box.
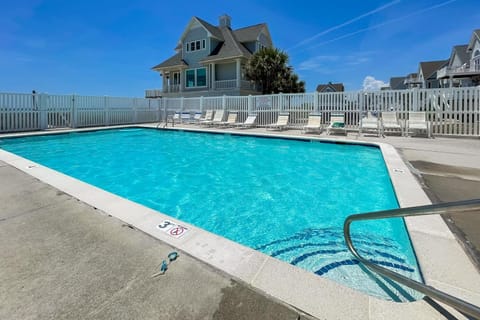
top-left (151, 52), bottom-right (188, 70)
top-left (234, 23), bottom-right (268, 43)
top-left (419, 60), bottom-right (448, 80)
top-left (194, 17), bottom-right (224, 40)
top-left (449, 45), bottom-right (469, 66)
top-left (389, 77), bottom-right (406, 90)
top-left (200, 26), bottom-right (253, 63)
top-left (153, 16), bottom-right (272, 70)
top-left (316, 83), bottom-right (344, 92)
top-left (467, 29), bottom-right (480, 51)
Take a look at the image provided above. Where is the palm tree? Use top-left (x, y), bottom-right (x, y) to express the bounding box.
top-left (246, 47), bottom-right (304, 94)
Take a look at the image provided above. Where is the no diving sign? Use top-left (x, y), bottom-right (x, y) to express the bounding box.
top-left (157, 220), bottom-right (189, 238)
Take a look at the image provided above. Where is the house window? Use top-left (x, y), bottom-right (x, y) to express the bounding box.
top-left (185, 68), bottom-right (207, 88)
top-left (185, 39), bottom-right (206, 52)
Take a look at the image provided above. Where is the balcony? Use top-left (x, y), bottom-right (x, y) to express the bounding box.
top-left (437, 58), bottom-right (480, 79)
top-left (145, 89), bottom-right (162, 98)
top-left (214, 80), bottom-right (258, 91)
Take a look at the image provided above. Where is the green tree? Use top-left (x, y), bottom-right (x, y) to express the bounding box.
top-left (245, 47), bottom-right (305, 94)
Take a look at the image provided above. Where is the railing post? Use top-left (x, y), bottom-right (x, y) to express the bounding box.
top-left (413, 88), bottom-right (419, 112)
top-left (314, 91), bottom-right (319, 113)
top-left (248, 95), bottom-right (253, 115)
top-left (71, 94), bottom-right (77, 128)
top-left (104, 96), bottom-right (110, 126)
top-left (200, 96), bottom-right (204, 113)
top-left (133, 98), bottom-right (138, 123)
top-left (279, 93), bottom-right (283, 112)
top-left (180, 96), bottom-right (184, 113)
top-left (39, 93), bottom-right (48, 130)
top-left (222, 94), bottom-right (226, 111)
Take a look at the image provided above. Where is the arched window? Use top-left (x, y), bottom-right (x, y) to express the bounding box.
top-left (474, 49), bottom-right (480, 57)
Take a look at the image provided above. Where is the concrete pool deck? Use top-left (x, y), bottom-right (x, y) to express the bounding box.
top-left (0, 124), bottom-right (479, 319)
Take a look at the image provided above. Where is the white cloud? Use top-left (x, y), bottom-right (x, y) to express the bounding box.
top-left (363, 76), bottom-right (388, 91)
top-left (297, 55), bottom-right (339, 72)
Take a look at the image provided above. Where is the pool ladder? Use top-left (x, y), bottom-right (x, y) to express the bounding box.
top-left (343, 198), bottom-right (480, 319)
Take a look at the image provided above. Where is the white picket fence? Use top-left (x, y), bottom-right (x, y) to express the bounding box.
top-left (1, 88), bottom-right (480, 136)
top-left (162, 88), bottom-right (480, 137)
top-left (0, 93), bottom-right (162, 133)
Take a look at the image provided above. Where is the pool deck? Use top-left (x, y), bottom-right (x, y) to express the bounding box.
top-left (1, 124), bottom-right (479, 319)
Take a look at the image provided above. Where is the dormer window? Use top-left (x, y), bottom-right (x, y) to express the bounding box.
top-left (186, 39), bottom-right (206, 52)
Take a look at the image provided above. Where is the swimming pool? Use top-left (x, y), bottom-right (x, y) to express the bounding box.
top-left (0, 128), bottom-right (423, 301)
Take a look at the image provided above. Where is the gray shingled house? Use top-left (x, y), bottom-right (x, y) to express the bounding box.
top-left (147, 15), bottom-right (273, 98)
top-left (436, 30), bottom-right (480, 87)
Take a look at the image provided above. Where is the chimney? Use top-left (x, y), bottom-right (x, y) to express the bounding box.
top-left (219, 14), bottom-right (231, 28)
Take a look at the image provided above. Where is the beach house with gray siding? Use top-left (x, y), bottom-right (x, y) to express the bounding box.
top-left (147, 15), bottom-right (273, 98)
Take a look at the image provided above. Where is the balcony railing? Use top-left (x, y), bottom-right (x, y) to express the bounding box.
top-left (145, 89), bottom-right (162, 98)
top-left (437, 57), bottom-right (480, 79)
top-left (214, 80), bottom-right (258, 91)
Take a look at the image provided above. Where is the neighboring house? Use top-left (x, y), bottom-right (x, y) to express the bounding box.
top-left (389, 77), bottom-right (407, 90)
top-left (437, 30), bottom-right (480, 87)
top-left (147, 15), bottom-right (272, 98)
top-left (316, 82), bottom-right (344, 92)
top-left (404, 73), bottom-right (422, 89)
top-left (418, 60), bottom-right (448, 89)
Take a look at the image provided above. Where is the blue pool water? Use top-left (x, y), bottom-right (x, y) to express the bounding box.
top-left (1, 128), bottom-right (423, 301)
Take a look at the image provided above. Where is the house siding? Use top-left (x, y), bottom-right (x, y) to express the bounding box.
top-left (216, 62), bottom-right (236, 80)
top-left (183, 27), bottom-right (209, 68)
top-left (452, 53), bottom-right (463, 67)
top-left (259, 32), bottom-right (272, 47)
top-left (243, 41), bottom-right (256, 53)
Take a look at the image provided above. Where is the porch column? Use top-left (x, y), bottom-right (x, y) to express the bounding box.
top-left (236, 59), bottom-right (241, 89)
top-left (179, 70), bottom-right (183, 93)
top-left (211, 63), bottom-right (216, 90)
top-left (162, 73), bottom-right (167, 92)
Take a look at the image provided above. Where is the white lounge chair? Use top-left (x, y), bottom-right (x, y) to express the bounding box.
top-left (206, 109), bottom-right (225, 126)
top-left (180, 112), bottom-right (191, 123)
top-left (267, 113), bottom-right (289, 131)
top-left (406, 112), bottom-right (431, 138)
top-left (232, 114), bottom-right (257, 129)
top-left (199, 110), bottom-right (214, 125)
top-left (381, 112), bottom-right (403, 136)
top-left (189, 112), bottom-right (202, 124)
top-left (326, 113), bottom-right (346, 135)
top-left (302, 113), bottom-right (323, 134)
top-left (359, 112), bottom-right (380, 137)
top-left (218, 112), bottom-right (238, 127)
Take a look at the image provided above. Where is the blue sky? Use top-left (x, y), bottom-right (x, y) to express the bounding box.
top-left (1, 0), bottom-right (478, 96)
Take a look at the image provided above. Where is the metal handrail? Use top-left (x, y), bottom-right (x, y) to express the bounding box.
top-left (343, 199), bottom-right (480, 319)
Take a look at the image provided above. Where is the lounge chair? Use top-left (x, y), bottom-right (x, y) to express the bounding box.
top-left (232, 114), bottom-right (257, 129)
top-left (218, 112), bottom-right (238, 127)
top-left (189, 112), bottom-right (202, 124)
top-left (359, 112), bottom-right (381, 137)
top-left (205, 109), bottom-right (225, 126)
top-left (198, 110), bottom-right (214, 125)
top-left (302, 113), bottom-right (323, 134)
top-left (326, 113), bottom-right (346, 135)
top-left (180, 112), bottom-right (191, 123)
top-left (381, 112), bottom-right (403, 136)
top-left (406, 112), bottom-right (431, 138)
top-left (267, 113), bottom-right (289, 131)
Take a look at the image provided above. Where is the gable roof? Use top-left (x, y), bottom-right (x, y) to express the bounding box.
top-left (200, 26), bottom-right (253, 63)
top-left (153, 16), bottom-right (273, 70)
top-left (419, 60), bottom-right (448, 80)
top-left (194, 17), bottom-right (224, 40)
top-left (467, 29), bottom-right (480, 51)
top-left (151, 52), bottom-right (188, 70)
top-left (449, 45), bottom-right (469, 66)
top-left (234, 23), bottom-right (269, 43)
top-left (389, 77), bottom-right (406, 90)
top-left (316, 83), bottom-right (344, 92)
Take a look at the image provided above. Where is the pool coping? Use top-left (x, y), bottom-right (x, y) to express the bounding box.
top-left (1, 125), bottom-right (479, 319)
